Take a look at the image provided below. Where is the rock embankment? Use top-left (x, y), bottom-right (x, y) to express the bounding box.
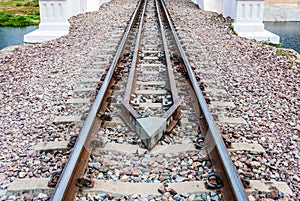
top-left (0, 0), bottom-right (299, 200)
top-left (0, 0), bottom-right (138, 199)
top-left (165, 0), bottom-right (299, 200)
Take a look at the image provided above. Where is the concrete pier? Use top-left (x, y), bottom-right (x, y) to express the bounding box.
top-left (233, 0), bottom-right (280, 44)
top-left (24, 0), bottom-right (289, 44)
top-left (24, 0), bottom-right (105, 43)
top-left (24, 0), bottom-right (70, 43)
top-left (197, 0), bottom-right (280, 44)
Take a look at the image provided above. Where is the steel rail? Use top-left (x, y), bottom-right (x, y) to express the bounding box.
top-left (50, 1), bottom-right (144, 200)
top-left (123, 0), bottom-right (148, 119)
top-left (155, 0), bottom-right (180, 121)
top-left (159, 0), bottom-right (249, 200)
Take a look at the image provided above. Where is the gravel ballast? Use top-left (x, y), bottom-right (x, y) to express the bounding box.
top-left (0, 0), bottom-right (138, 199)
top-left (164, 0), bottom-right (299, 200)
top-left (0, 0), bottom-right (299, 200)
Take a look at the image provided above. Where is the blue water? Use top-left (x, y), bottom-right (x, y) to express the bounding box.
top-left (0, 26), bottom-right (38, 50)
top-left (264, 21), bottom-right (300, 53)
top-left (0, 22), bottom-right (299, 53)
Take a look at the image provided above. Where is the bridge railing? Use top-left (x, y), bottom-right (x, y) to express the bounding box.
top-left (196, 0), bottom-right (279, 44)
top-left (24, 0), bottom-right (110, 43)
top-left (25, 0), bottom-right (280, 44)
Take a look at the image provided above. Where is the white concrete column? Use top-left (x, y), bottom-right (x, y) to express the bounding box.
top-left (191, 0), bottom-right (198, 4)
top-left (195, 0), bottom-right (280, 43)
top-left (86, 0), bottom-right (100, 12)
top-left (68, 0), bottom-right (82, 16)
top-left (24, 0), bottom-right (71, 43)
top-left (232, 0), bottom-right (280, 43)
top-left (197, 0), bottom-right (204, 9)
top-left (24, 0), bottom-right (102, 43)
top-left (198, 0), bottom-right (236, 17)
top-left (197, 0), bottom-right (221, 12)
top-left (99, 0), bottom-right (111, 5)
top-left (233, 0), bottom-right (265, 31)
top-left (222, 0), bottom-right (237, 18)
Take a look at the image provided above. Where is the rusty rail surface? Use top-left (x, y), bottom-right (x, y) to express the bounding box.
top-left (123, 0), bottom-right (148, 119)
top-left (122, 0), bottom-right (181, 148)
top-left (50, 1), bottom-right (144, 200)
top-left (155, 0), bottom-right (180, 125)
top-left (51, 0), bottom-right (249, 200)
top-left (158, 0), bottom-right (249, 200)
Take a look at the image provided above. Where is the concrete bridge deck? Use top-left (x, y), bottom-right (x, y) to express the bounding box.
top-left (1, 0), bottom-right (299, 199)
top-left (24, 0), bottom-right (296, 44)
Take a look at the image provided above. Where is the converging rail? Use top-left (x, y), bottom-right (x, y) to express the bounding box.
top-left (51, 0), bottom-right (248, 200)
top-left (122, 0), bottom-right (181, 149)
top-left (50, 1), bottom-right (145, 200)
top-left (158, 1), bottom-right (249, 200)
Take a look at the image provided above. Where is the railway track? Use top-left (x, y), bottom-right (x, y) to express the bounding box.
top-left (52, 0), bottom-right (247, 200)
top-left (5, 0), bottom-right (293, 200)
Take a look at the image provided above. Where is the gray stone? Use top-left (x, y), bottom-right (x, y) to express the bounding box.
top-left (136, 117), bottom-right (167, 149)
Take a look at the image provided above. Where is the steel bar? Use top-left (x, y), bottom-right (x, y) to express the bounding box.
top-left (158, 0), bottom-right (249, 200)
top-left (155, 0), bottom-right (180, 120)
top-left (50, 1), bottom-right (144, 200)
top-left (123, 0), bottom-right (148, 119)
